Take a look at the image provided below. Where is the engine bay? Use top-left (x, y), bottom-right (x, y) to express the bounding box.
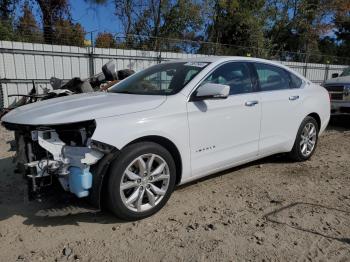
top-left (3, 120), bottom-right (106, 199)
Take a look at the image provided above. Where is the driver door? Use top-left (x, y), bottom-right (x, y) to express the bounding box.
top-left (187, 62), bottom-right (261, 177)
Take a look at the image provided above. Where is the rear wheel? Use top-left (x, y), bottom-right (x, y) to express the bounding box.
top-left (289, 116), bottom-right (319, 161)
top-left (107, 142), bottom-right (176, 220)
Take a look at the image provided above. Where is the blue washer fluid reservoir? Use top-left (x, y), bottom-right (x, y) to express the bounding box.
top-left (68, 166), bottom-right (92, 198)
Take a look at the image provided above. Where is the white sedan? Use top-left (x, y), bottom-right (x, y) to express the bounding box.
top-left (2, 57), bottom-right (330, 220)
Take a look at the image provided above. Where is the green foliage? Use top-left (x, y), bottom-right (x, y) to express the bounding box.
top-left (264, 0), bottom-right (350, 62)
top-left (335, 10), bottom-right (350, 58)
top-left (0, 19), bottom-right (17, 41)
top-left (204, 0), bottom-right (269, 56)
top-left (16, 3), bottom-right (43, 43)
top-left (114, 0), bottom-right (203, 50)
top-left (35, 0), bottom-right (70, 43)
top-left (0, 0), bottom-right (349, 61)
top-left (53, 20), bottom-right (85, 46)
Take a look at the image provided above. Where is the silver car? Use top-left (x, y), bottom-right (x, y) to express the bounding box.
top-left (323, 67), bottom-right (350, 115)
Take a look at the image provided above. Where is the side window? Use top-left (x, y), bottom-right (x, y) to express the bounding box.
top-left (289, 72), bottom-right (303, 88)
top-left (201, 62), bottom-right (253, 95)
top-left (255, 63), bottom-right (291, 91)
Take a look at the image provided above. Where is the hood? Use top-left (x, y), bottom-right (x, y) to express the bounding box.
top-left (324, 76), bottom-right (350, 86)
top-left (2, 92), bottom-right (166, 125)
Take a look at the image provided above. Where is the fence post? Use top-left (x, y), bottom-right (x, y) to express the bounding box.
top-left (88, 32), bottom-right (95, 77)
top-left (324, 62), bottom-right (330, 82)
top-left (157, 51), bottom-right (162, 64)
top-left (303, 53), bottom-right (309, 77)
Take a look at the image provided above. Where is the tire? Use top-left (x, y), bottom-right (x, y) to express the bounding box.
top-left (107, 142), bottom-right (176, 220)
top-left (289, 116), bottom-right (319, 161)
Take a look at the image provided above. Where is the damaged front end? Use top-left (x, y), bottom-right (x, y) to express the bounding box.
top-left (3, 120), bottom-right (109, 201)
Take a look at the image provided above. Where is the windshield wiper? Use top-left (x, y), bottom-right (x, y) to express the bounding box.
top-left (112, 90), bottom-right (135, 94)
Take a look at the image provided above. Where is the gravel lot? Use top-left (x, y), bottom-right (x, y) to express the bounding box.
top-left (0, 117), bottom-right (349, 262)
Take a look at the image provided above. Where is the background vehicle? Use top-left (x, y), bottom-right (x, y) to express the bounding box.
top-left (1, 57), bottom-right (330, 220)
top-left (323, 67), bottom-right (350, 115)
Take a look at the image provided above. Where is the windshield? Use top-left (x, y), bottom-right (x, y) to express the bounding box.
top-left (340, 67), bottom-right (350, 77)
top-left (109, 62), bottom-right (209, 95)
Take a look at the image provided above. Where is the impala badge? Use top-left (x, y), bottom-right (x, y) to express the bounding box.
top-left (196, 145), bottom-right (216, 153)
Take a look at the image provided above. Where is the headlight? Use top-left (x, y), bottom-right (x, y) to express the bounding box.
top-left (344, 86), bottom-right (350, 96)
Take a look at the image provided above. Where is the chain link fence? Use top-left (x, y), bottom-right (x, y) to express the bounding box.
top-left (1, 20), bottom-right (350, 108)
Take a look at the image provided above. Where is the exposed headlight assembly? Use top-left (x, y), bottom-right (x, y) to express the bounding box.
top-left (89, 140), bottom-right (116, 154)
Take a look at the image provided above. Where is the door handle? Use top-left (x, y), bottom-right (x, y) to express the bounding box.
top-left (245, 100), bottom-right (259, 107)
top-left (289, 95), bottom-right (299, 101)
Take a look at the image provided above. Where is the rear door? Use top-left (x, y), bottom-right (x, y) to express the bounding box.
top-left (253, 63), bottom-right (304, 155)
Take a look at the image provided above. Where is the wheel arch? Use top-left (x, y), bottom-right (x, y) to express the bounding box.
top-left (125, 135), bottom-right (183, 185)
top-left (90, 135), bottom-right (183, 210)
top-left (307, 112), bottom-right (321, 131)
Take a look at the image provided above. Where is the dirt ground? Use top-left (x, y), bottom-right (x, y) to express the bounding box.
top-left (0, 116), bottom-right (350, 262)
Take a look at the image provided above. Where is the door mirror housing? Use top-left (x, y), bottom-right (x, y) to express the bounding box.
top-left (191, 83), bottom-right (230, 101)
top-left (331, 73), bottom-right (339, 78)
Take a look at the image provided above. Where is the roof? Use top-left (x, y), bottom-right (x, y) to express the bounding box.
top-left (165, 55), bottom-right (283, 64)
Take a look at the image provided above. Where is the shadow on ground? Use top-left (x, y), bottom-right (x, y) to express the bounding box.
top-left (328, 115), bottom-right (350, 131)
top-left (264, 202), bottom-right (350, 245)
top-left (0, 153), bottom-right (292, 227)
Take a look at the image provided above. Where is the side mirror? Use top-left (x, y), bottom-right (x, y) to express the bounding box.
top-left (191, 83), bottom-right (230, 101)
top-left (332, 73), bottom-right (339, 78)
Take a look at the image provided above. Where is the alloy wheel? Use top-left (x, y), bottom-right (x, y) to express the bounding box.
top-left (299, 122), bottom-right (317, 157)
top-left (120, 153), bottom-right (170, 212)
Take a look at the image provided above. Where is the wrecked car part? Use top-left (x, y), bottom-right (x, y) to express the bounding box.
top-left (89, 149), bottom-right (120, 209)
top-left (4, 120), bottom-right (106, 199)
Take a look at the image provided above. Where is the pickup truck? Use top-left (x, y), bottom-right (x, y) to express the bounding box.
top-left (323, 67), bottom-right (350, 115)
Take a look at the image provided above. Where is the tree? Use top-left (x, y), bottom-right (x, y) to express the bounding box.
top-left (115, 0), bottom-right (135, 36)
top-left (114, 0), bottom-right (203, 51)
top-left (334, 2), bottom-right (350, 59)
top-left (53, 19), bottom-right (85, 46)
top-left (95, 32), bottom-right (118, 48)
top-left (35, 0), bottom-right (70, 43)
top-left (265, 0), bottom-right (350, 61)
top-left (0, 0), bottom-right (17, 41)
top-left (0, 20), bottom-right (16, 41)
top-left (16, 3), bottom-right (43, 43)
top-left (0, 0), bottom-right (17, 20)
top-left (205, 0), bottom-right (268, 56)
top-left (317, 36), bottom-right (339, 63)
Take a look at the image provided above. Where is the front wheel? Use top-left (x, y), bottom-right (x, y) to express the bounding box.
top-left (107, 142), bottom-right (176, 220)
top-left (289, 116), bottom-right (319, 161)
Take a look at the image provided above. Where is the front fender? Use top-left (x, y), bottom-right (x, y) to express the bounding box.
top-left (91, 104), bottom-right (192, 183)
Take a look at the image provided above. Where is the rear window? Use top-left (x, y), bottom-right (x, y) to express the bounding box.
top-left (255, 63), bottom-right (290, 91)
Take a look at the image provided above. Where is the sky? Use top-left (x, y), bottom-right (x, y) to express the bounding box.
top-left (70, 0), bottom-right (122, 34)
top-left (17, 0), bottom-right (336, 40)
